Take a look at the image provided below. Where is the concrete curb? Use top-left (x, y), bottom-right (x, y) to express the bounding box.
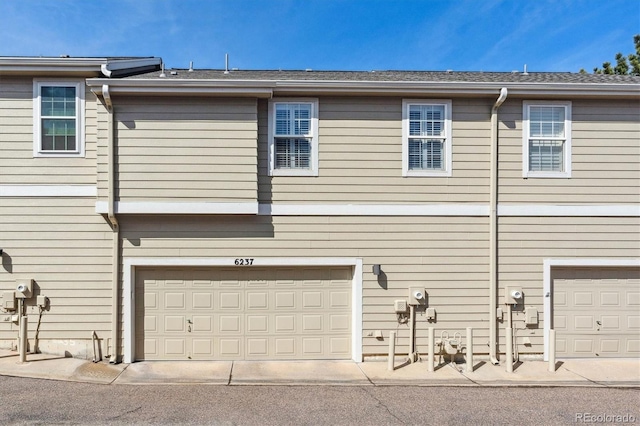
top-left (0, 350), bottom-right (638, 387)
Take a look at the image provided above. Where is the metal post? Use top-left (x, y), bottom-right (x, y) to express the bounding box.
top-left (409, 305), bottom-right (416, 362)
top-left (548, 329), bottom-right (556, 373)
top-left (18, 299), bottom-right (28, 363)
top-left (466, 327), bottom-right (474, 373)
top-left (388, 331), bottom-right (396, 371)
top-left (427, 327), bottom-right (435, 372)
top-left (505, 327), bottom-right (513, 373)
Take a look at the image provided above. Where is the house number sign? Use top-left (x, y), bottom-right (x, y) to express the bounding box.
top-left (234, 258), bottom-right (254, 266)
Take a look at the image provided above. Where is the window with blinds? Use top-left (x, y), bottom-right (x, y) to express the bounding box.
top-left (268, 99), bottom-right (319, 176)
top-left (402, 100), bottom-right (452, 177)
top-left (408, 104), bottom-right (446, 171)
top-left (33, 80), bottom-right (85, 157)
top-left (523, 102), bottom-right (572, 178)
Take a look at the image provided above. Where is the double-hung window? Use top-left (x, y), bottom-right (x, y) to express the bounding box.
top-left (523, 101), bottom-right (571, 178)
top-left (268, 98), bottom-right (319, 176)
top-left (402, 99), bottom-right (452, 177)
top-left (33, 80), bottom-right (85, 157)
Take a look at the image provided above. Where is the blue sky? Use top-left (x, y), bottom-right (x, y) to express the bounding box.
top-left (1, 0), bottom-right (638, 72)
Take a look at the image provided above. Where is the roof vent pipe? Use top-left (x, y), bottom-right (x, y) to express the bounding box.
top-left (224, 54), bottom-right (229, 74)
top-left (523, 64), bottom-right (529, 75)
top-left (189, 61), bottom-right (193, 72)
top-left (159, 62), bottom-right (166, 78)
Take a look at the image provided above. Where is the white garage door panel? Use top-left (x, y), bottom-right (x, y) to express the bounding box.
top-left (554, 267), bottom-right (640, 358)
top-left (135, 267), bottom-right (352, 360)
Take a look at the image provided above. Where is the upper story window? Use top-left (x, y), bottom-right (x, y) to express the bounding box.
top-left (402, 99), bottom-right (452, 177)
top-left (523, 101), bottom-right (571, 178)
top-left (268, 98), bottom-right (319, 176)
top-left (33, 80), bottom-right (85, 157)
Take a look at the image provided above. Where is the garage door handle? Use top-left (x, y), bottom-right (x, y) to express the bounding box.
top-left (596, 320), bottom-right (601, 325)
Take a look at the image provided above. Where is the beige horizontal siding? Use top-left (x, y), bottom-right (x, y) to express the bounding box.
top-left (3, 208), bottom-right (636, 356)
top-left (495, 216), bottom-right (640, 354)
top-left (258, 97), bottom-right (492, 204)
top-left (0, 76), bottom-right (98, 185)
top-left (0, 197), bottom-right (113, 342)
top-left (498, 98), bottom-right (640, 204)
top-left (97, 96), bottom-right (258, 203)
top-left (119, 214), bottom-right (491, 357)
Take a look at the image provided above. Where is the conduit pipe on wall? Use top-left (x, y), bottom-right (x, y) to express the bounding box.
top-left (103, 85), bottom-right (120, 364)
top-left (409, 304), bottom-right (417, 363)
top-left (489, 88), bottom-right (508, 365)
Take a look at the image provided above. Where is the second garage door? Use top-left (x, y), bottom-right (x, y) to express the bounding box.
top-left (135, 267), bottom-right (352, 360)
top-left (554, 267), bottom-right (640, 358)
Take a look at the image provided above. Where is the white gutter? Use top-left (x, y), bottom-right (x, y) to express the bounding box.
top-left (100, 58), bottom-right (163, 78)
top-left (0, 57), bottom-right (105, 74)
top-left (102, 85), bottom-right (121, 364)
top-left (85, 78), bottom-right (640, 97)
top-left (489, 87), bottom-right (508, 365)
top-left (88, 82), bottom-right (274, 97)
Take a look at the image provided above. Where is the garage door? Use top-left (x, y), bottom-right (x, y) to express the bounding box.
top-left (135, 267), bottom-right (352, 360)
top-left (554, 267), bottom-right (640, 358)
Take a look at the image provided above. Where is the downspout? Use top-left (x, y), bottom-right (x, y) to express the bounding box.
top-left (102, 85), bottom-right (120, 364)
top-left (489, 87), bottom-right (508, 365)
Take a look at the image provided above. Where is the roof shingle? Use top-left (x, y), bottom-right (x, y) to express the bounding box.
top-left (126, 69), bottom-right (640, 84)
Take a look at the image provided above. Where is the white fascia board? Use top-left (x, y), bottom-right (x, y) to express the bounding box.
top-left (0, 185), bottom-right (96, 197)
top-left (96, 201), bottom-right (258, 215)
top-left (499, 204), bottom-right (640, 217)
top-left (259, 204), bottom-right (489, 216)
top-left (85, 78), bottom-right (639, 97)
top-left (123, 256), bottom-right (363, 364)
top-left (542, 258), bottom-right (640, 361)
top-left (0, 58), bottom-right (106, 75)
top-left (87, 79), bottom-right (273, 97)
top-left (274, 81), bottom-right (640, 97)
top-left (109, 87), bottom-right (273, 97)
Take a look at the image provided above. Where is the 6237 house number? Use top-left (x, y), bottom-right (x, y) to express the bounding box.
top-left (234, 258), bottom-right (254, 266)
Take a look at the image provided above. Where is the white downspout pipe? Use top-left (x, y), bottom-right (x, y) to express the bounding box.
top-left (102, 85), bottom-right (120, 364)
top-left (489, 87), bottom-right (508, 365)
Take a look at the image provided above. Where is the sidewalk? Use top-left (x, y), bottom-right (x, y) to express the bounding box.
top-left (0, 350), bottom-right (638, 387)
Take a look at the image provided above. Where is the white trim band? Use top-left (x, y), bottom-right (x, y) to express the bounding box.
top-left (0, 185), bottom-right (96, 197)
top-left (0, 194), bottom-right (626, 217)
top-left (97, 202), bottom-right (640, 217)
top-left (122, 257), bottom-right (363, 364)
top-left (96, 201), bottom-right (259, 214)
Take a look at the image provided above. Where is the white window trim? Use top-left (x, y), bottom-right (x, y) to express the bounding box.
top-left (402, 99), bottom-right (452, 177)
top-left (268, 98), bottom-right (319, 176)
top-left (522, 101), bottom-right (571, 178)
top-left (33, 79), bottom-right (85, 158)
